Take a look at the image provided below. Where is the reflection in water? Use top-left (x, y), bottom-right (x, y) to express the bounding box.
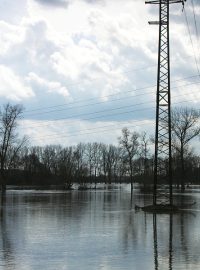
top-left (169, 214), bottom-right (173, 270)
top-left (0, 197), bottom-right (16, 270)
top-left (153, 214), bottom-right (173, 270)
top-left (153, 214), bottom-right (158, 270)
top-left (0, 187), bottom-right (198, 269)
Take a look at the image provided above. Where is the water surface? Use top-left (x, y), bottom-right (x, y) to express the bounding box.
top-left (0, 185), bottom-right (199, 270)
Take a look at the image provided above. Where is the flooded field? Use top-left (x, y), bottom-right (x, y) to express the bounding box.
top-left (0, 185), bottom-right (199, 270)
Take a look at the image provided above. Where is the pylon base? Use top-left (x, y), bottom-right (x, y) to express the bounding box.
top-left (135, 204), bottom-right (180, 213)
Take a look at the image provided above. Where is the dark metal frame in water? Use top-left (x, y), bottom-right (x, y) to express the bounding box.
top-left (145, 0), bottom-right (186, 206)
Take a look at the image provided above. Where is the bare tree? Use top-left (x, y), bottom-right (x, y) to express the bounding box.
top-left (171, 107), bottom-right (200, 190)
top-left (92, 143), bottom-right (102, 184)
top-left (103, 145), bottom-right (120, 184)
top-left (136, 132), bottom-right (152, 185)
top-left (85, 143), bottom-right (95, 184)
top-left (0, 103), bottom-right (26, 193)
top-left (119, 128), bottom-right (140, 189)
top-left (74, 143), bottom-right (87, 186)
top-left (41, 145), bottom-right (61, 175)
top-left (139, 132), bottom-right (150, 175)
top-left (58, 146), bottom-right (75, 188)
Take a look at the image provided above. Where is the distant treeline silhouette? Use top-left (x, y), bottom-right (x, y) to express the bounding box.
top-left (1, 104), bottom-right (200, 190)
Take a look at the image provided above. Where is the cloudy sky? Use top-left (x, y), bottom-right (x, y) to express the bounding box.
top-left (0, 0), bottom-right (199, 146)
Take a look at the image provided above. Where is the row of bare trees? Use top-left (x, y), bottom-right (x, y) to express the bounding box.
top-left (0, 103), bottom-right (200, 190)
top-left (11, 140), bottom-right (152, 187)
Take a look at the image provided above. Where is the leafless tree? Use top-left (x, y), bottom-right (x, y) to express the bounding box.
top-left (85, 143), bottom-right (96, 183)
top-left (41, 145), bottom-right (61, 175)
top-left (119, 128), bottom-right (140, 189)
top-left (104, 145), bottom-right (120, 184)
top-left (74, 143), bottom-right (87, 186)
top-left (57, 146), bottom-right (75, 188)
top-left (139, 132), bottom-right (150, 175)
top-left (92, 143), bottom-right (103, 184)
top-left (0, 103), bottom-right (26, 193)
top-left (171, 107), bottom-right (200, 190)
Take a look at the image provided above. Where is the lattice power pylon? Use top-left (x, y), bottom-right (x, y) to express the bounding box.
top-left (145, 0), bottom-right (186, 206)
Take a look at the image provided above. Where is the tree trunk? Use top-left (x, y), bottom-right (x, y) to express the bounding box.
top-left (130, 172), bottom-right (133, 190)
top-left (0, 169), bottom-right (6, 204)
top-left (180, 145), bottom-right (185, 192)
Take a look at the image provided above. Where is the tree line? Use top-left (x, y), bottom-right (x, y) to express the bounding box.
top-left (0, 103), bottom-right (200, 190)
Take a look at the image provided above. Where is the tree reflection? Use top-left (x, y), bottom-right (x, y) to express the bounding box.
top-left (0, 198), bottom-right (16, 270)
top-left (0, 189), bottom-right (199, 270)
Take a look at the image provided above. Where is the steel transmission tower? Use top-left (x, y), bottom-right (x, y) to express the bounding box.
top-left (145, 0), bottom-right (186, 206)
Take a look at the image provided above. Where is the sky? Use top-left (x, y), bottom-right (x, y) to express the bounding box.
top-left (0, 0), bottom-right (200, 146)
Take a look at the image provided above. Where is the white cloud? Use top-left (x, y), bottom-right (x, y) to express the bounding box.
top-left (50, 37), bottom-right (112, 80)
top-left (0, 0), bottom-right (198, 146)
top-left (0, 21), bottom-right (25, 55)
top-left (27, 72), bottom-right (70, 98)
top-left (0, 0), bottom-right (28, 24)
top-left (0, 65), bottom-right (34, 101)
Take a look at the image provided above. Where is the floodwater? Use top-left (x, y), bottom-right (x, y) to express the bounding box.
top-left (0, 185), bottom-right (199, 270)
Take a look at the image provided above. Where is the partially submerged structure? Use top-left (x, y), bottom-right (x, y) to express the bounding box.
top-left (142, 0), bottom-right (187, 212)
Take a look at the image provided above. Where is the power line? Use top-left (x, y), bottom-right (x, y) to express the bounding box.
top-left (23, 96), bottom-right (200, 142)
top-left (23, 106), bottom-right (154, 130)
top-left (24, 75), bottom-right (199, 117)
top-left (24, 64), bottom-right (157, 114)
top-left (191, 0), bottom-right (200, 65)
top-left (30, 121), bottom-right (153, 144)
top-left (21, 84), bottom-right (200, 134)
top-left (24, 87), bottom-right (156, 117)
top-left (20, 80), bottom-right (200, 130)
top-left (184, 7), bottom-right (200, 76)
top-left (24, 57), bottom-right (196, 114)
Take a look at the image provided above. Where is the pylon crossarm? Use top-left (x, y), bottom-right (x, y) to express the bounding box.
top-left (146, 0), bottom-right (186, 4)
